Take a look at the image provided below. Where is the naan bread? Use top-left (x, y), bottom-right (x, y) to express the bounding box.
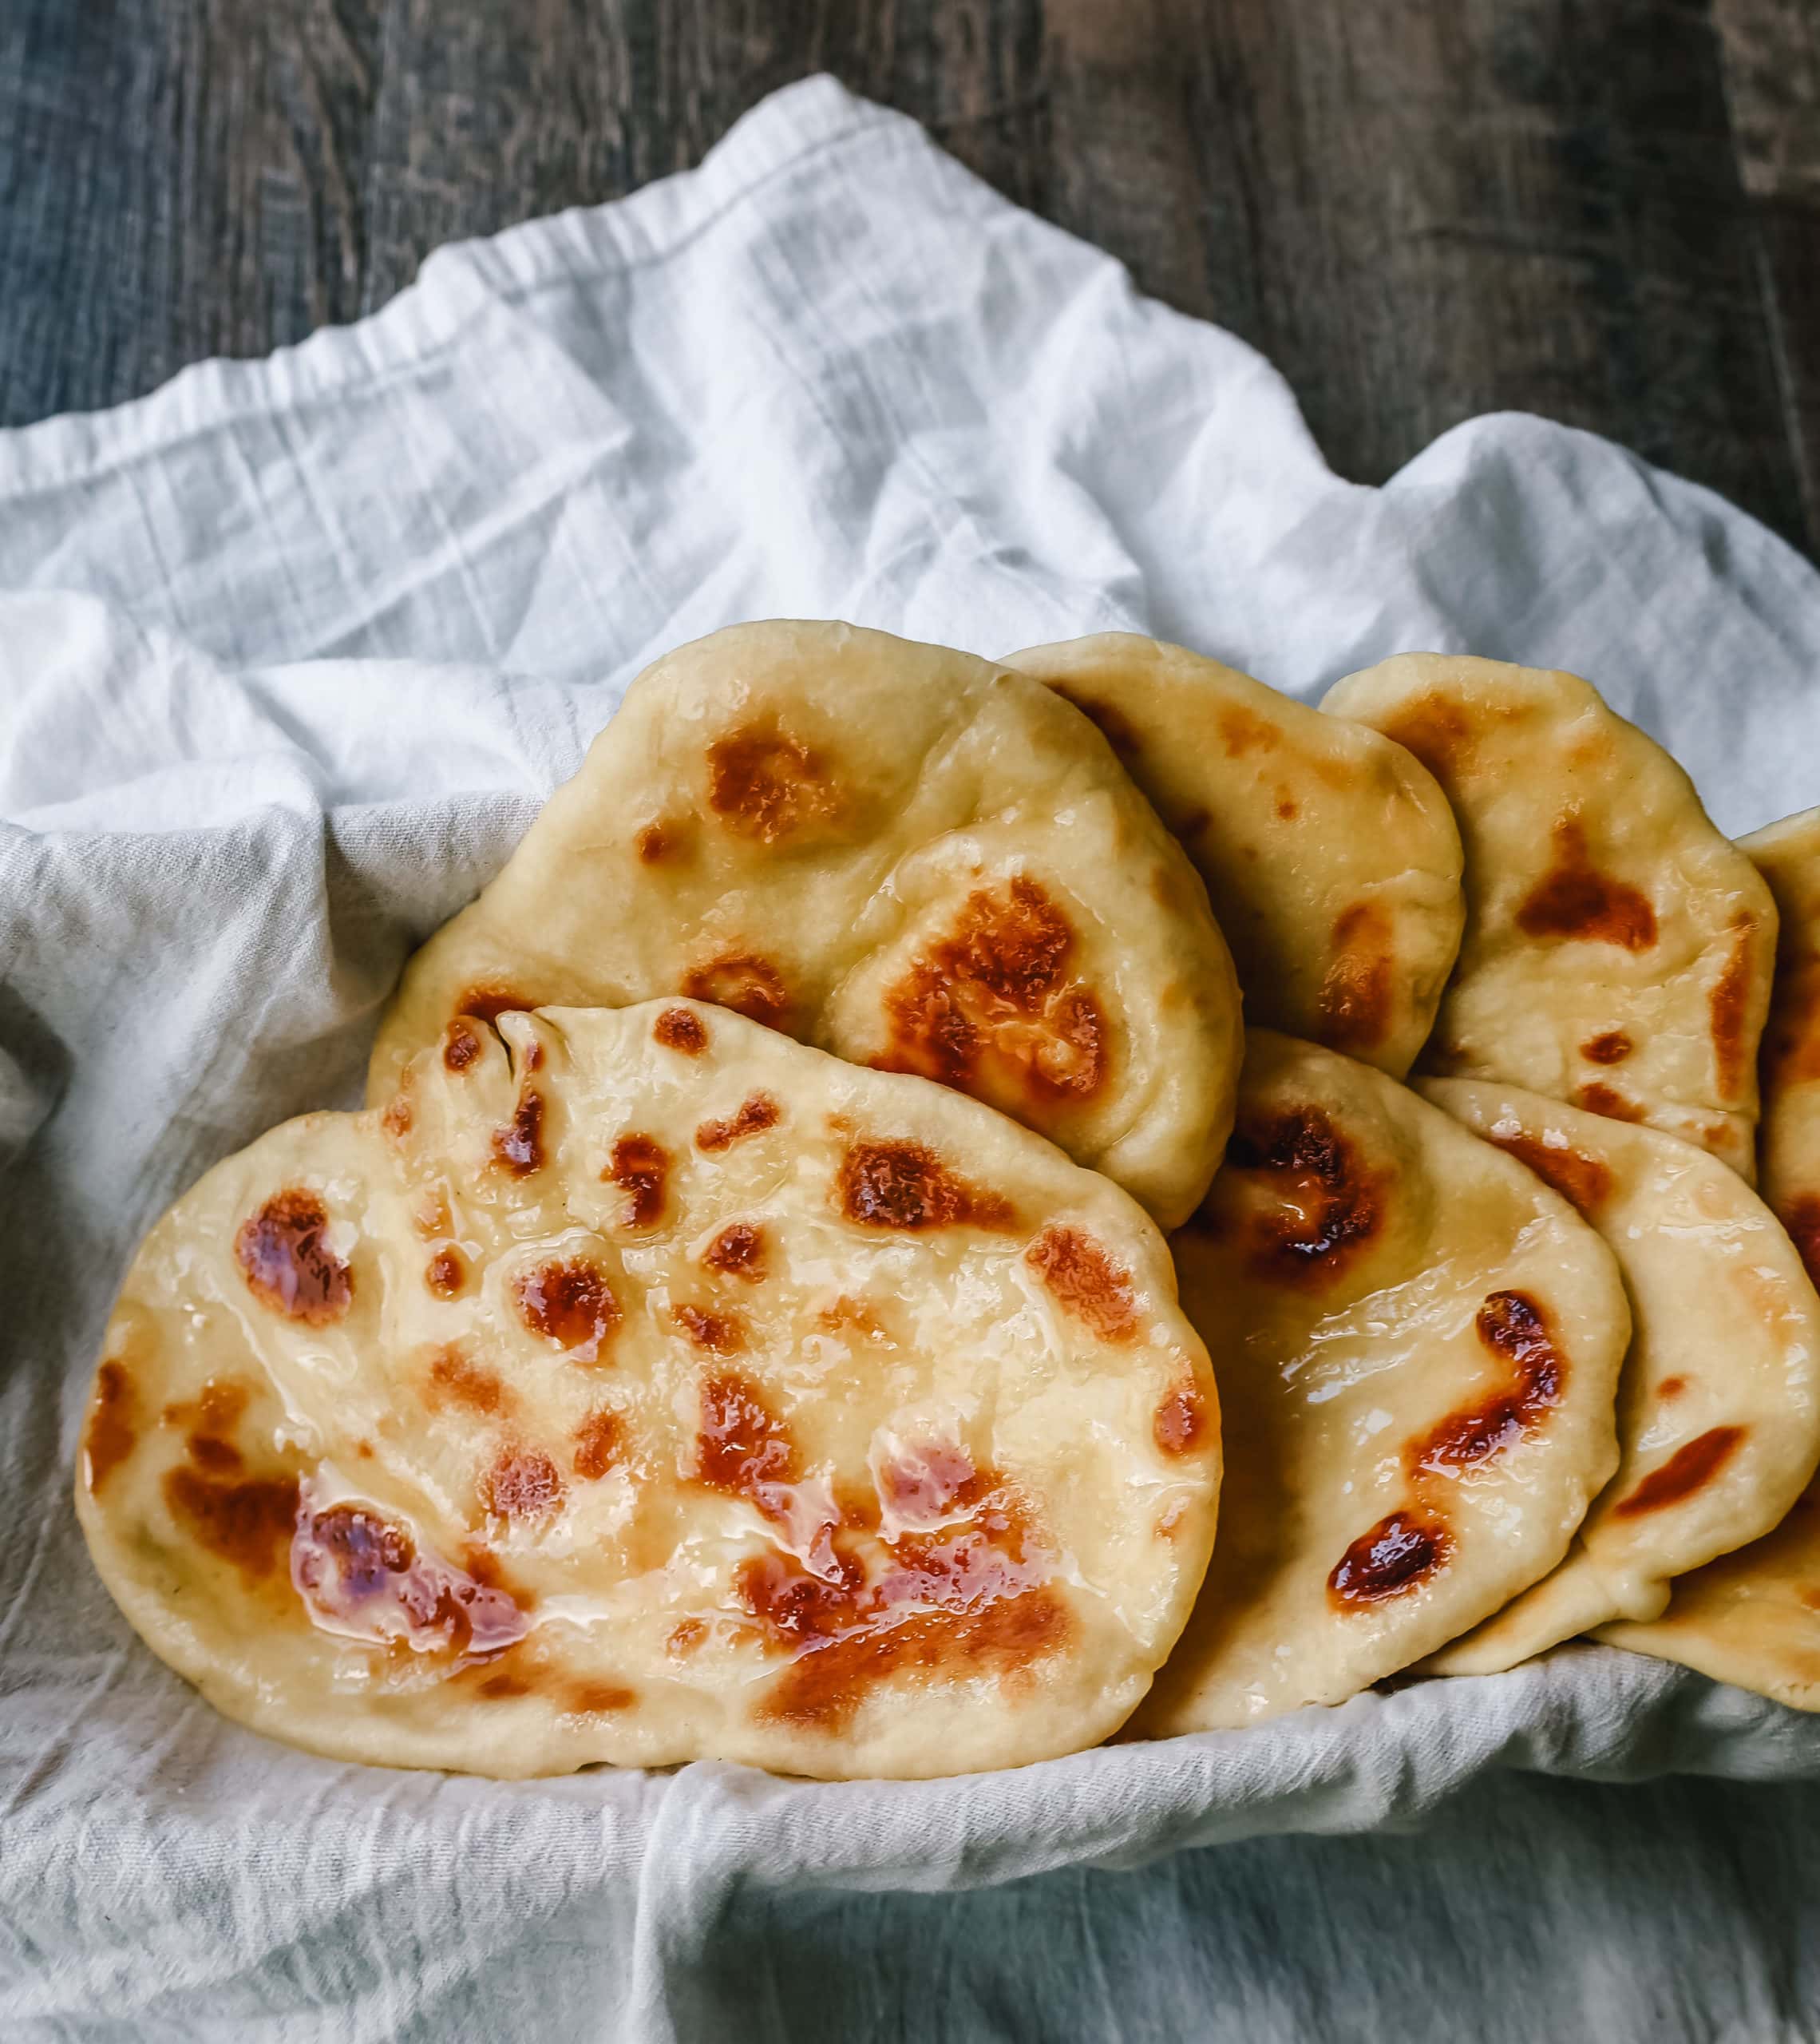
top-left (1599, 808), bottom-right (1820, 1707)
top-left (1747, 806), bottom-right (1820, 1282)
top-left (1134, 1032), bottom-right (1628, 1735)
top-left (366, 621), bottom-right (1242, 1229)
top-left (78, 1001), bottom-right (1220, 1780)
top-left (1003, 634), bottom-right (1463, 1077)
top-left (1422, 1078), bottom-right (1820, 1675)
top-left (1323, 654), bottom-right (1778, 1178)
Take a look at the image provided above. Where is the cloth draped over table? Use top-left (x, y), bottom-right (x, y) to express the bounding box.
top-left (3, 73), bottom-right (1818, 2044)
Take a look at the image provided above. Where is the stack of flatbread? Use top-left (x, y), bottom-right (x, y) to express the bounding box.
top-left (74, 622), bottom-right (1820, 1779)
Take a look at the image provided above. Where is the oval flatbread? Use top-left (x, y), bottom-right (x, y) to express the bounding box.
top-left (1747, 806), bottom-right (1820, 1283)
top-left (366, 621), bottom-right (1243, 1230)
top-left (1598, 808), bottom-right (1820, 1707)
top-left (1003, 634), bottom-right (1463, 1077)
top-left (1133, 1032), bottom-right (1628, 1735)
top-left (1323, 653), bottom-right (1778, 1178)
top-left (77, 1000), bottom-right (1221, 1780)
top-left (1421, 1075), bottom-right (1820, 1676)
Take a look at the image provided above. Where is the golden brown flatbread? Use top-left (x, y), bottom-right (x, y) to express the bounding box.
top-left (1747, 806), bottom-right (1820, 1282)
top-left (1003, 634), bottom-right (1463, 1077)
top-left (1323, 654), bottom-right (1778, 1179)
top-left (1421, 1077), bottom-right (1820, 1675)
top-left (77, 1001), bottom-right (1221, 1779)
top-left (1598, 807), bottom-right (1820, 1707)
top-left (366, 621), bottom-right (1243, 1229)
top-left (1133, 1032), bottom-right (1629, 1734)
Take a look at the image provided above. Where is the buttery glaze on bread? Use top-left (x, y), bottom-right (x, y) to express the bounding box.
top-left (367, 620), bottom-right (1243, 1230)
top-left (78, 1001), bottom-right (1221, 1779)
top-left (1596, 810), bottom-right (1820, 1705)
top-left (1325, 653), bottom-right (1778, 1179)
top-left (1138, 1032), bottom-right (1629, 1734)
top-left (1423, 1078), bottom-right (1820, 1674)
top-left (1005, 633), bottom-right (1464, 1079)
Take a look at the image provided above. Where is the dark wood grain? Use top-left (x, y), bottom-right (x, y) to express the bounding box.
top-left (1, 0), bottom-right (1816, 557)
top-left (356, 1), bottom-right (1051, 310)
top-left (0, 0), bottom-right (379, 419)
top-left (1126, 0), bottom-right (1803, 545)
top-left (1714, 0), bottom-right (1820, 545)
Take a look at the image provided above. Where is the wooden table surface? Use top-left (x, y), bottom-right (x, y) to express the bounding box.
top-left (1, 0), bottom-right (1816, 557)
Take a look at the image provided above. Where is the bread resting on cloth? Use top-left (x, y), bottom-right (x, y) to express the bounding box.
top-left (1419, 1078), bottom-right (1820, 1676)
top-left (366, 620), bottom-right (1242, 1230)
top-left (1003, 632), bottom-right (1463, 1079)
top-left (1323, 653), bottom-right (1778, 1180)
top-left (1134, 1032), bottom-right (1628, 1735)
top-left (78, 1001), bottom-right (1221, 1780)
top-left (1596, 809), bottom-right (1820, 1706)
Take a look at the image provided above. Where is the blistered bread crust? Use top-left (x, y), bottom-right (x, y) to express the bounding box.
top-left (1596, 809), bottom-right (1820, 1707)
top-left (1324, 653), bottom-right (1778, 1179)
top-left (1006, 634), bottom-right (1464, 1079)
top-left (1422, 1077), bottom-right (1820, 1674)
top-left (1137, 1032), bottom-right (1629, 1734)
top-left (366, 621), bottom-right (1243, 1230)
top-left (77, 1002), bottom-right (1220, 1780)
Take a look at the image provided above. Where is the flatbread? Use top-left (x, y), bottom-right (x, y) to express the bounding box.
top-left (1747, 806), bottom-right (1820, 1282)
top-left (1323, 654), bottom-right (1778, 1178)
top-left (366, 620), bottom-right (1243, 1229)
top-left (1003, 633), bottom-right (1463, 1077)
top-left (1421, 1076), bottom-right (1820, 1676)
top-left (1598, 808), bottom-right (1820, 1707)
top-left (77, 1000), bottom-right (1221, 1781)
top-left (1133, 1032), bottom-right (1628, 1735)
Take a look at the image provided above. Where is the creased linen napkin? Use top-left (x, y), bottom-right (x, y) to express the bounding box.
top-left (4, 73), bottom-right (1820, 2044)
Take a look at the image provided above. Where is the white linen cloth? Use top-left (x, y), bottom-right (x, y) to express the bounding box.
top-left (3, 73), bottom-right (1820, 2043)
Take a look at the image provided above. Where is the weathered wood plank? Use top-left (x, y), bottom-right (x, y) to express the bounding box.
top-left (1119, 0), bottom-right (1808, 547)
top-left (1713, 0), bottom-right (1820, 547)
top-left (356, 1), bottom-right (1050, 310)
top-left (1715, 0), bottom-right (1820, 196)
top-left (0, 0), bottom-right (380, 425)
top-left (1037, 0), bottom-right (1232, 324)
